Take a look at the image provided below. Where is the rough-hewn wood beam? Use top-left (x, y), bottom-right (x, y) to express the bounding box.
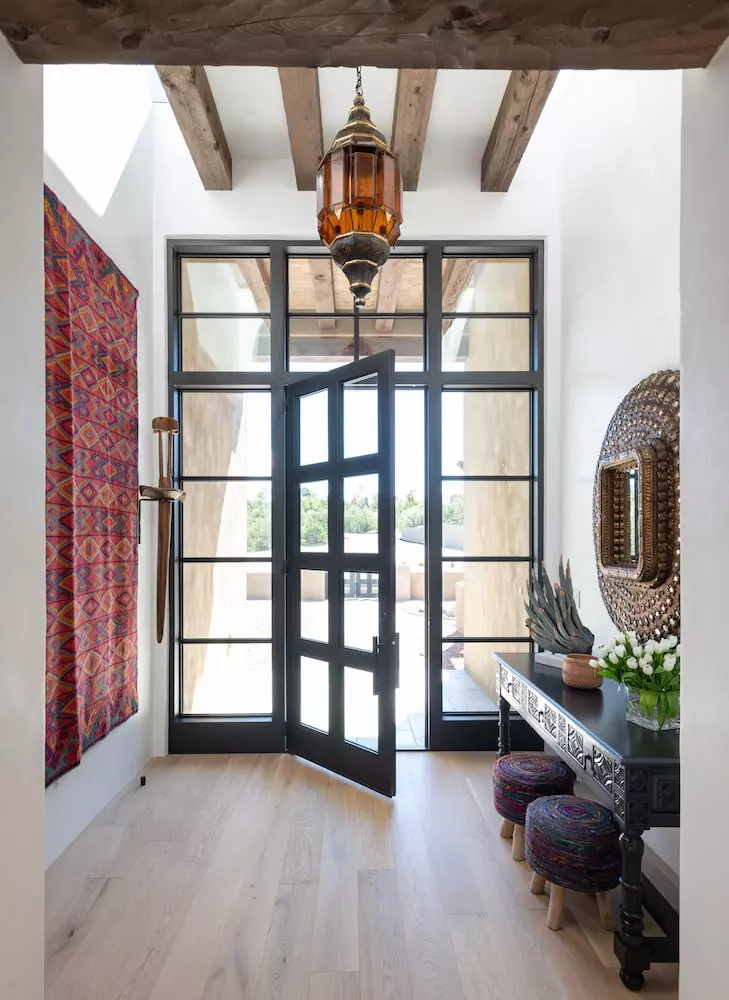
top-left (308, 259), bottom-right (336, 332)
top-left (481, 70), bottom-right (558, 193)
top-left (441, 257), bottom-right (477, 337)
top-left (391, 70), bottom-right (437, 192)
top-left (156, 65), bottom-right (231, 191)
top-left (278, 68), bottom-right (323, 192)
top-left (3, 4), bottom-right (728, 69)
top-left (235, 258), bottom-right (271, 313)
top-left (443, 259), bottom-right (476, 315)
top-left (374, 261), bottom-right (404, 333)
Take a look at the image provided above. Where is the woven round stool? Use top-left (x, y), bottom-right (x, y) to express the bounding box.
top-left (492, 753), bottom-right (575, 861)
top-left (525, 795), bottom-right (622, 931)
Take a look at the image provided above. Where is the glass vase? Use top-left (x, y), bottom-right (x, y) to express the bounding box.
top-left (625, 690), bottom-right (680, 731)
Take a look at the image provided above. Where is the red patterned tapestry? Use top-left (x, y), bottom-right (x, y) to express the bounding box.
top-left (45, 186), bottom-right (139, 785)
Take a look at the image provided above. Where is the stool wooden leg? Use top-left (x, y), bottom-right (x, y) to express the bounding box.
top-left (511, 824), bottom-right (525, 861)
top-left (547, 885), bottom-right (566, 930)
top-left (596, 891), bottom-right (617, 931)
top-left (530, 873), bottom-right (546, 896)
top-left (499, 818), bottom-right (515, 839)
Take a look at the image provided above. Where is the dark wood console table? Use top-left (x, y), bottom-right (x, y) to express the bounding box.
top-left (495, 652), bottom-right (679, 992)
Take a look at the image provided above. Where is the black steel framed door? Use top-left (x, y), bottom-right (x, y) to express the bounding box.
top-left (285, 350), bottom-right (398, 796)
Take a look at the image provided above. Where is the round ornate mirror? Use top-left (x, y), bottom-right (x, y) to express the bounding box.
top-left (593, 369), bottom-right (680, 640)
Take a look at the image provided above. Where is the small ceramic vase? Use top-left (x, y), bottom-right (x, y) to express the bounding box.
top-left (562, 652), bottom-right (603, 690)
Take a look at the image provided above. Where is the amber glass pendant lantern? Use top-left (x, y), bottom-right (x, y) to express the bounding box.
top-left (317, 67), bottom-right (403, 307)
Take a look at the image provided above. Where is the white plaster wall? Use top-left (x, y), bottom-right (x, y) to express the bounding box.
top-left (151, 98), bottom-right (564, 755)
top-left (558, 69), bottom-right (682, 645)
top-left (0, 38), bottom-right (45, 1000)
top-left (43, 116), bottom-right (155, 867)
top-left (555, 70), bottom-right (682, 876)
top-left (679, 41), bottom-right (729, 995)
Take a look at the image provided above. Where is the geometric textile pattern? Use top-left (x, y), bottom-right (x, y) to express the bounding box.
top-left (45, 186), bottom-right (139, 785)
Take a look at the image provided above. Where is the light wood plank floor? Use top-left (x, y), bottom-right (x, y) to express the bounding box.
top-left (46, 752), bottom-right (679, 999)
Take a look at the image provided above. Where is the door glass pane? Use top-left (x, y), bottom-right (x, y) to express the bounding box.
top-left (343, 474), bottom-right (379, 553)
top-left (442, 481), bottom-right (530, 557)
top-left (288, 319), bottom-right (354, 372)
top-left (300, 570), bottom-right (328, 643)
top-left (443, 641), bottom-right (530, 710)
top-left (359, 257), bottom-right (424, 313)
top-left (442, 317), bottom-right (530, 372)
top-left (300, 657), bottom-right (329, 733)
top-left (344, 573), bottom-right (379, 650)
top-left (183, 481), bottom-right (271, 558)
top-left (442, 562), bottom-right (530, 641)
top-left (182, 258), bottom-right (270, 313)
top-left (345, 667), bottom-right (378, 750)
top-left (300, 481), bottom-right (329, 552)
top-left (182, 563), bottom-right (272, 639)
top-left (288, 257), bottom-right (354, 313)
top-left (181, 317), bottom-right (271, 372)
top-left (442, 391), bottom-right (530, 477)
top-left (299, 390), bottom-right (328, 466)
top-left (394, 389), bottom-right (426, 748)
top-left (182, 643), bottom-right (272, 715)
top-left (183, 392), bottom-right (271, 477)
top-left (343, 386), bottom-right (378, 459)
top-left (357, 318), bottom-right (424, 370)
top-left (441, 257), bottom-right (530, 313)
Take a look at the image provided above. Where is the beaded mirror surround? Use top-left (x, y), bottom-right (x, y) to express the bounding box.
top-left (593, 370), bottom-right (680, 641)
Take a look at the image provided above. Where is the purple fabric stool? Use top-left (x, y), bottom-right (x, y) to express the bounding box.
top-left (492, 753), bottom-right (575, 861)
top-left (525, 794), bottom-right (621, 931)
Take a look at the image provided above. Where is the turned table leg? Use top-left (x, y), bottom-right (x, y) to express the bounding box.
top-left (498, 695), bottom-right (511, 757)
top-left (616, 830), bottom-right (650, 991)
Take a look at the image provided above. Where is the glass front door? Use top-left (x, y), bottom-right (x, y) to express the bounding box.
top-left (285, 351), bottom-right (398, 796)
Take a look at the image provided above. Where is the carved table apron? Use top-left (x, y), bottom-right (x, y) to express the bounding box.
top-left (495, 652), bottom-right (679, 992)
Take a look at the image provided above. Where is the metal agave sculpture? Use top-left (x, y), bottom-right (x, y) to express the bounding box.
top-left (525, 558), bottom-right (594, 654)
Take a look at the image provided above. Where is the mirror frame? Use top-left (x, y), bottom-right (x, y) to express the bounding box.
top-left (597, 446), bottom-right (661, 583)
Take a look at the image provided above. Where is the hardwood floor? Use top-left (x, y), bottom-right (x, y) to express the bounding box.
top-left (45, 752), bottom-right (679, 999)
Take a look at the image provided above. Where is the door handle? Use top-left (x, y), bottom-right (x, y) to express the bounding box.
top-left (371, 634), bottom-right (399, 695)
top-left (372, 635), bottom-right (382, 696)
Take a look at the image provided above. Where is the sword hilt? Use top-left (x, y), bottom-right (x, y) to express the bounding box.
top-left (152, 417), bottom-right (179, 488)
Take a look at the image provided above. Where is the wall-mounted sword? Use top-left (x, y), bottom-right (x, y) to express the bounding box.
top-left (139, 417), bottom-right (185, 643)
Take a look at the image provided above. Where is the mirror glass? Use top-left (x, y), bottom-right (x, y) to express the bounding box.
top-left (625, 466), bottom-right (640, 565)
top-left (599, 458), bottom-right (641, 570)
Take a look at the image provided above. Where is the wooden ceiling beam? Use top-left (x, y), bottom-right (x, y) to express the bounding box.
top-left (156, 65), bottom-right (231, 191)
top-left (308, 259), bottom-right (337, 331)
top-left (3, 4), bottom-right (728, 69)
top-left (442, 258), bottom-right (476, 334)
top-left (278, 67), bottom-right (323, 192)
top-left (390, 69), bottom-right (437, 192)
top-left (374, 261), bottom-right (404, 333)
top-left (234, 258), bottom-right (271, 314)
top-left (481, 70), bottom-right (558, 193)
top-left (443, 259), bottom-right (476, 315)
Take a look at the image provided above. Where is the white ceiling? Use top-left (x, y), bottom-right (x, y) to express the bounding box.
top-left (205, 67), bottom-right (511, 190)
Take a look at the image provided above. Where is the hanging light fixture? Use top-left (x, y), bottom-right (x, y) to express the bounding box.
top-left (317, 67), bottom-right (403, 308)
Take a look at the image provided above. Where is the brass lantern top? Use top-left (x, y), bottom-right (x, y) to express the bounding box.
top-left (330, 94), bottom-right (389, 151)
top-left (317, 77), bottom-right (403, 308)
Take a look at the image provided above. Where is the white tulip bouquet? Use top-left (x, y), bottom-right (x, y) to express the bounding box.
top-left (590, 631), bottom-right (680, 728)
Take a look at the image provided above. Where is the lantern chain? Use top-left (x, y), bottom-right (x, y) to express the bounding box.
top-left (355, 66), bottom-right (363, 98)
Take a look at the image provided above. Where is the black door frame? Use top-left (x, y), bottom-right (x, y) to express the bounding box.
top-left (167, 240), bottom-right (545, 756)
top-left (285, 351), bottom-right (398, 795)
